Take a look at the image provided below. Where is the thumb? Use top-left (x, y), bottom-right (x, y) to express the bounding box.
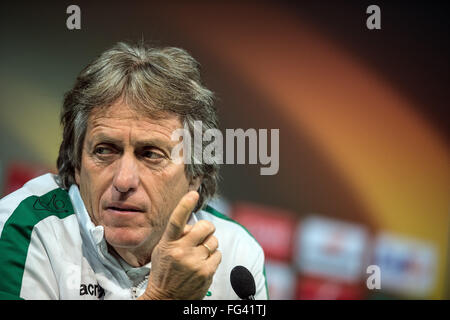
top-left (161, 191), bottom-right (199, 242)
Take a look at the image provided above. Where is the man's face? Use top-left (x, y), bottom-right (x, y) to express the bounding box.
top-left (75, 100), bottom-right (199, 255)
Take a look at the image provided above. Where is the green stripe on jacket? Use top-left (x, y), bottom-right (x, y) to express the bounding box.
top-left (204, 205), bottom-right (270, 299)
top-left (0, 188), bottom-right (74, 299)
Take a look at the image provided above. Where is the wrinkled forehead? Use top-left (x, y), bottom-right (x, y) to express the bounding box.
top-left (88, 99), bottom-right (183, 131)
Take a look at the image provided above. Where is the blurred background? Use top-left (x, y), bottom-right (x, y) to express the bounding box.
top-left (0, 1), bottom-right (448, 299)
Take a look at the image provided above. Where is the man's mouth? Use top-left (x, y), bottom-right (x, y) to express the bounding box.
top-left (108, 207), bottom-right (140, 212)
top-left (106, 203), bottom-right (143, 213)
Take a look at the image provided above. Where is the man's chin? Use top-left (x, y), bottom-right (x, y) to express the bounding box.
top-left (103, 226), bottom-right (151, 249)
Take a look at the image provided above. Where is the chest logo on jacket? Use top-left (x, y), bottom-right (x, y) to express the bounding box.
top-left (80, 283), bottom-right (105, 299)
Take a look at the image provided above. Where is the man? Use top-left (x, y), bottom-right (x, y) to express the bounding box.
top-left (0, 42), bottom-right (268, 300)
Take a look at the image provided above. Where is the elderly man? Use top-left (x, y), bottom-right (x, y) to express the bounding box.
top-left (0, 42), bottom-right (268, 300)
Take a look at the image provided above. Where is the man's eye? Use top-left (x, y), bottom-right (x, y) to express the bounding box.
top-left (94, 146), bottom-right (114, 155)
top-left (142, 150), bottom-right (164, 160)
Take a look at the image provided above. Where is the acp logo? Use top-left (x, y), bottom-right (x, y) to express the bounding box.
top-left (80, 283), bottom-right (105, 299)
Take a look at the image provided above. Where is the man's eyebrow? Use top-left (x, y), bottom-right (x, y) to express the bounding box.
top-left (89, 133), bottom-right (122, 145)
top-left (90, 132), bottom-right (174, 149)
top-left (134, 138), bottom-right (174, 150)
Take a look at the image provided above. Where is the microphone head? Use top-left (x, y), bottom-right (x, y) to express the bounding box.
top-left (230, 265), bottom-right (256, 299)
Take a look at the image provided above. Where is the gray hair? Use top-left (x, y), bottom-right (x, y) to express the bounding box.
top-left (56, 41), bottom-right (219, 211)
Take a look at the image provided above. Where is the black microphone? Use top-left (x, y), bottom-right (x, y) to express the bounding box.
top-left (230, 265), bottom-right (256, 300)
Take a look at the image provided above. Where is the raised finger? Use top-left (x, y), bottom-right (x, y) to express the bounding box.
top-left (161, 191), bottom-right (199, 242)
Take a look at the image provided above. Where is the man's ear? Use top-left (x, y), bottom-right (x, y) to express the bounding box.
top-left (188, 176), bottom-right (202, 193)
top-left (75, 168), bottom-right (81, 186)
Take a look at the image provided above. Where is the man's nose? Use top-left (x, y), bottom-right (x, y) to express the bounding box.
top-left (113, 152), bottom-right (139, 194)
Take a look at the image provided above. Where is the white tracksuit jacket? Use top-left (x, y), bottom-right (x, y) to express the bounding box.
top-left (0, 173), bottom-right (268, 300)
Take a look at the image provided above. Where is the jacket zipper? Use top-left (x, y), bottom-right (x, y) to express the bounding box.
top-left (132, 275), bottom-right (149, 299)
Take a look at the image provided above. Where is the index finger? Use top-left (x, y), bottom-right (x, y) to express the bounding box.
top-left (161, 191), bottom-right (199, 242)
